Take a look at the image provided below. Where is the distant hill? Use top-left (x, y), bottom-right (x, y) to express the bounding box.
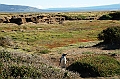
top-left (45, 4), bottom-right (120, 12)
top-left (0, 4), bottom-right (41, 12)
top-left (0, 3), bottom-right (120, 12)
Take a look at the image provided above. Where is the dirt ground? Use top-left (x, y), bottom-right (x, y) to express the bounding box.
top-left (42, 46), bottom-right (120, 67)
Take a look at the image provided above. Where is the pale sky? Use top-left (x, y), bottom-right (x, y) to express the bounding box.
top-left (0, 0), bottom-right (120, 9)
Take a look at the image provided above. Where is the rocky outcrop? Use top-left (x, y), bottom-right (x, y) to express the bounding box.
top-left (0, 15), bottom-right (65, 25)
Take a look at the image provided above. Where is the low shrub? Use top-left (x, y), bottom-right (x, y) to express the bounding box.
top-left (67, 55), bottom-right (120, 78)
top-left (98, 14), bottom-right (112, 20)
top-left (109, 12), bottom-right (120, 20)
top-left (57, 14), bottom-right (86, 20)
top-left (0, 62), bottom-right (3, 75)
top-left (0, 50), bottom-right (11, 61)
top-left (99, 11), bottom-right (120, 20)
top-left (98, 26), bottom-right (120, 45)
top-left (38, 49), bottom-right (50, 54)
top-left (0, 65), bottom-right (42, 79)
top-left (0, 36), bottom-right (13, 47)
top-left (9, 65), bottom-right (42, 78)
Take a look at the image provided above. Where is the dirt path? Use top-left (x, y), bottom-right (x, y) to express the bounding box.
top-left (42, 47), bottom-right (120, 67)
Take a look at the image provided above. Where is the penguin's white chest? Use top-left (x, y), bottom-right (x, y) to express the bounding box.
top-left (60, 56), bottom-right (66, 67)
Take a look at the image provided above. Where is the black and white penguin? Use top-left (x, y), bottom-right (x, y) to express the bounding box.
top-left (59, 54), bottom-right (67, 68)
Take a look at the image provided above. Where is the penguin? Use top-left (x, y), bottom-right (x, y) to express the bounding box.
top-left (59, 54), bottom-right (67, 68)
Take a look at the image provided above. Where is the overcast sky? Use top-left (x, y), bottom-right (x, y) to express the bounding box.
top-left (0, 0), bottom-right (120, 9)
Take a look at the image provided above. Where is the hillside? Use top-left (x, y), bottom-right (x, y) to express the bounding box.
top-left (45, 4), bottom-right (120, 12)
top-left (0, 4), bottom-right (120, 12)
top-left (0, 4), bottom-right (41, 12)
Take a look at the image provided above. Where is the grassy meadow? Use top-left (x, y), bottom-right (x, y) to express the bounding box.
top-left (0, 12), bottom-right (120, 79)
top-left (0, 20), bottom-right (120, 51)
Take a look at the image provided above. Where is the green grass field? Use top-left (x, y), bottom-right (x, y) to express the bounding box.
top-left (0, 20), bottom-right (120, 52)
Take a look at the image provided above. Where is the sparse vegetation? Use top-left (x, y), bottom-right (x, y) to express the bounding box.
top-left (0, 49), bottom-right (80, 79)
top-left (59, 14), bottom-right (87, 20)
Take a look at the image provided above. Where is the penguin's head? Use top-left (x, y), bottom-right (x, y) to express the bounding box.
top-left (62, 54), bottom-right (67, 56)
